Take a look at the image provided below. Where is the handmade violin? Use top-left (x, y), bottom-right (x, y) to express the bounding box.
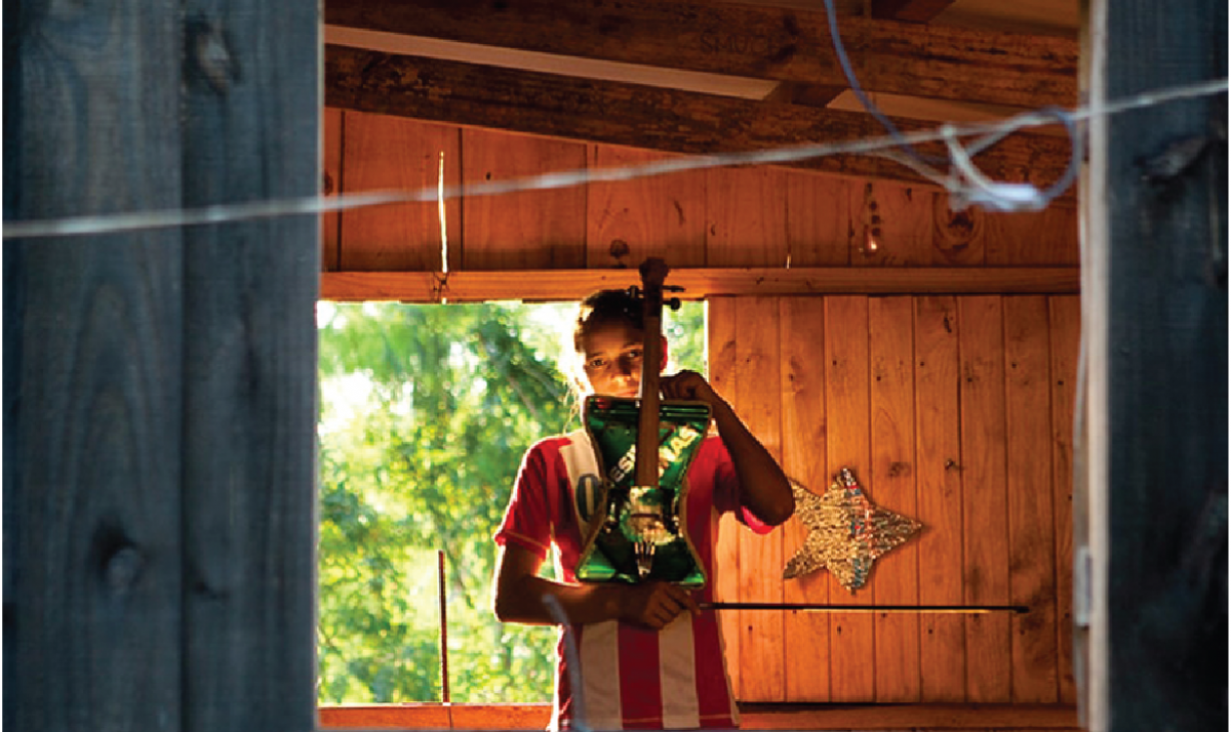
top-left (574, 258), bottom-right (709, 587)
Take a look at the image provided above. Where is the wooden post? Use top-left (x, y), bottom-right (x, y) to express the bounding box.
top-left (5, 2), bottom-right (319, 732)
top-left (179, 3), bottom-right (320, 732)
top-left (1080, 1), bottom-right (1227, 730)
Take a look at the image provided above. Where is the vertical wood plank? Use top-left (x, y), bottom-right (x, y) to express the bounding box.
top-left (706, 167), bottom-right (789, 267)
top-left (1049, 295), bottom-right (1081, 704)
top-left (340, 114), bottom-right (461, 271)
top-left (1004, 296), bottom-right (1059, 703)
top-left (984, 206), bottom-right (1080, 266)
top-left (1082, 2), bottom-right (1227, 728)
top-left (959, 296), bottom-right (1012, 702)
top-left (461, 129), bottom-right (586, 270)
top-left (6, 2), bottom-right (184, 728)
top-left (784, 174), bottom-right (852, 266)
top-left (914, 296), bottom-right (967, 701)
top-left (780, 297), bottom-right (831, 702)
top-left (180, 1), bottom-right (320, 729)
top-left (734, 296), bottom-right (786, 702)
top-left (848, 182), bottom-right (958, 266)
top-left (322, 106), bottom-right (343, 272)
top-left (869, 296), bottom-right (921, 702)
top-left (707, 297), bottom-right (741, 699)
top-left (824, 296), bottom-right (875, 701)
top-left (586, 145), bottom-right (706, 269)
top-left (931, 193), bottom-right (988, 266)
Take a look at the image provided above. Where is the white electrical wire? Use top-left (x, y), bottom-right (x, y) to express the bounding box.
top-left (2, 78), bottom-right (1225, 240)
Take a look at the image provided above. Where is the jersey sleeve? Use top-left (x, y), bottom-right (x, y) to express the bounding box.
top-left (707, 437), bottom-right (774, 536)
top-left (494, 441), bottom-right (556, 560)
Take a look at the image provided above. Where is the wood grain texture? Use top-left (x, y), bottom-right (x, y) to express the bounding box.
top-left (1047, 296), bottom-right (1080, 704)
top-left (324, 0), bottom-right (1077, 108)
top-left (340, 112), bottom-right (460, 271)
top-left (785, 175), bottom-right (853, 266)
top-left (1082, 1), bottom-right (1228, 727)
top-left (959, 296), bottom-right (1012, 703)
top-left (872, 0), bottom-right (959, 22)
top-left (931, 194), bottom-right (989, 267)
top-left (706, 297), bottom-right (742, 699)
top-left (180, 0), bottom-right (320, 728)
top-left (460, 129), bottom-right (587, 270)
top-left (869, 296), bottom-right (922, 702)
top-left (779, 297), bottom-right (831, 702)
top-left (324, 46), bottom-right (1075, 194)
top-left (849, 182), bottom-right (938, 266)
top-left (323, 107), bottom-right (343, 271)
top-left (317, 702), bottom-right (1082, 730)
top-left (6, 1), bottom-right (184, 729)
top-left (320, 267), bottom-right (1081, 302)
top-left (915, 296), bottom-right (968, 701)
top-left (984, 206), bottom-right (1080, 266)
top-left (1003, 297), bottom-right (1059, 703)
top-left (824, 296), bottom-right (876, 701)
top-left (586, 146), bottom-right (707, 268)
top-left (734, 297), bottom-right (786, 702)
top-left (706, 167), bottom-right (791, 267)
top-left (738, 702), bottom-right (1081, 730)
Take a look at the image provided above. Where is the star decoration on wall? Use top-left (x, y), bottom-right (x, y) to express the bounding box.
top-left (783, 467), bottom-right (922, 592)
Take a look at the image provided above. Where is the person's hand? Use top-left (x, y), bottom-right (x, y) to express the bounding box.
top-left (660, 370), bottom-right (721, 407)
top-left (618, 582), bottom-right (700, 630)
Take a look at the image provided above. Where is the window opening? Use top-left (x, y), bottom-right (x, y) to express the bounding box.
top-left (316, 298), bottom-right (707, 704)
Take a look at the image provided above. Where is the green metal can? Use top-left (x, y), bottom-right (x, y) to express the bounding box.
top-left (575, 395), bottom-right (711, 587)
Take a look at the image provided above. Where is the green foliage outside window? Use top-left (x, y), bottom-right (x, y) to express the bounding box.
top-left (317, 299), bottom-right (705, 704)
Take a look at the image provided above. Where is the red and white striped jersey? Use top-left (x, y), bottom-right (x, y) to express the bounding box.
top-left (495, 429), bottom-right (771, 730)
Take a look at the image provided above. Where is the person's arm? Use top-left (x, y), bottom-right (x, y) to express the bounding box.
top-left (660, 370), bottom-right (795, 526)
top-left (492, 543), bottom-right (699, 629)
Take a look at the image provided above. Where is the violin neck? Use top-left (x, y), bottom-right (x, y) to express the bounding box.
top-left (634, 258), bottom-right (668, 488)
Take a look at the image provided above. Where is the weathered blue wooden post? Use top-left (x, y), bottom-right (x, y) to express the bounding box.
top-left (5, 1), bottom-right (320, 730)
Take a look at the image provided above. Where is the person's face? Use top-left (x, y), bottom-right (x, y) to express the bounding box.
top-left (580, 321), bottom-right (645, 398)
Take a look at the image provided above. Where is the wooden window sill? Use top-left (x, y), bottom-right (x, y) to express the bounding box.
top-left (319, 702), bottom-right (1081, 730)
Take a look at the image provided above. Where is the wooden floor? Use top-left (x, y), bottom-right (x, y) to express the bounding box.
top-left (319, 702), bottom-right (1084, 730)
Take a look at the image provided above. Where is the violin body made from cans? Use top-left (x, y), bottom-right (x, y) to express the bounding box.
top-left (574, 259), bottom-right (709, 588)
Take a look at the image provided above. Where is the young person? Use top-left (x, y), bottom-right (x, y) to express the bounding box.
top-left (492, 289), bottom-right (794, 731)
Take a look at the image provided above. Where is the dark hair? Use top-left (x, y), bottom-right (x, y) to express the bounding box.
top-left (558, 289), bottom-right (645, 399)
top-left (572, 289), bottom-right (643, 353)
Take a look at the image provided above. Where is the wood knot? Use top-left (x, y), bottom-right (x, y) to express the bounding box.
top-left (609, 238), bottom-right (630, 262)
top-left (92, 523), bottom-right (145, 595)
top-left (188, 18), bottom-right (240, 94)
top-left (105, 546), bottom-right (145, 595)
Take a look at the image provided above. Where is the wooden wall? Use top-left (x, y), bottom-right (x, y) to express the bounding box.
top-left (322, 109), bottom-right (1081, 706)
top-left (322, 110), bottom-right (1079, 272)
top-left (708, 294), bottom-right (1079, 705)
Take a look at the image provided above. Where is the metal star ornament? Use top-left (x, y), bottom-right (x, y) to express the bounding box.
top-left (783, 467), bottom-right (922, 592)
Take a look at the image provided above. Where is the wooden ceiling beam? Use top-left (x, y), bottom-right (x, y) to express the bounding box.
top-left (871, 0), bottom-right (959, 23)
top-left (325, 0), bottom-right (1076, 109)
top-left (325, 45), bottom-right (1077, 194)
top-left (764, 0), bottom-right (960, 111)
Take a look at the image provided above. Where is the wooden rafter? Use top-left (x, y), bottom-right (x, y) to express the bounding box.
top-left (765, 0), bottom-right (960, 114)
top-left (324, 45), bottom-right (1076, 193)
top-left (325, 0), bottom-right (1077, 109)
top-left (871, 0), bottom-right (959, 23)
